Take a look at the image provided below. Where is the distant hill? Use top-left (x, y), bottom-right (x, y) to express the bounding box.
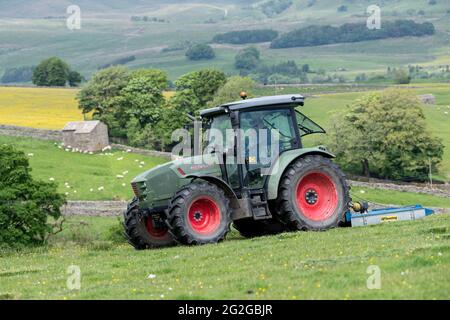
top-left (0, 0), bottom-right (247, 18)
top-left (0, 0), bottom-right (449, 81)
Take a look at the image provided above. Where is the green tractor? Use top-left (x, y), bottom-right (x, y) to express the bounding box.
top-left (124, 94), bottom-right (350, 249)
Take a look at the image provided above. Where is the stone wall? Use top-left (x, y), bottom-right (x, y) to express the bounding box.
top-left (62, 201), bottom-right (128, 217)
top-left (348, 180), bottom-right (450, 198)
top-left (0, 124), bottom-right (172, 158)
top-left (111, 143), bottom-right (172, 159)
top-left (0, 124), bottom-right (62, 141)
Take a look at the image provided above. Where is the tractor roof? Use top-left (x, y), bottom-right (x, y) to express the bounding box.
top-left (200, 94), bottom-right (305, 118)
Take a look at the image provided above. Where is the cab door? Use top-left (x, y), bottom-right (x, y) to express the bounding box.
top-left (239, 107), bottom-right (298, 189)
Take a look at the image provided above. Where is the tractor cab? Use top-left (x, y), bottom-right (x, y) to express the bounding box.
top-left (200, 94), bottom-right (326, 203)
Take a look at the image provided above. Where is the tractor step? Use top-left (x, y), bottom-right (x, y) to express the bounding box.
top-left (249, 189), bottom-right (272, 220)
top-left (346, 205), bottom-right (435, 227)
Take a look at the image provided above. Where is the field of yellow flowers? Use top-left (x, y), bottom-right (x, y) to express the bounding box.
top-left (0, 86), bottom-right (176, 130)
top-left (0, 86), bottom-right (84, 129)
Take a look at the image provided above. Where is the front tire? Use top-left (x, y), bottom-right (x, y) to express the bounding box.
top-left (167, 182), bottom-right (232, 245)
top-left (276, 155), bottom-right (350, 231)
top-left (123, 198), bottom-right (175, 250)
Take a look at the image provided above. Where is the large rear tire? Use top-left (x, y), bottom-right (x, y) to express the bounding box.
top-left (166, 182), bottom-right (232, 245)
top-left (276, 155), bottom-right (350, 231)
top-left (123, 198), bottom-right (175, 250)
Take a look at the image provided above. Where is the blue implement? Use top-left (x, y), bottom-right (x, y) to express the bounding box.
top-left (346, 205), bottom-right (435, 227)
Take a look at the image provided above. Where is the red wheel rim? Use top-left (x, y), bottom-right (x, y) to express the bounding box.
top-left (145, 218), bottom-right (169, 239)
top-left (188, 196), bottom-right (221, 235)
top-left (295, 172), bottom-right (338, 221)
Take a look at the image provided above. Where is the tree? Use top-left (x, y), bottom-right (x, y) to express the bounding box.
top-left (68, 70), bottom-right (83, 87)
top-left (302, 64), bottom-right (310, 73)
top-left (152, 92), bottom-right (198, 150)
top-left (130, 89), bottom-right (200, 151)
top-left (122, 77), bottom-right (165, 127)
top-left (0, 145), bottom-right (65, 247)
top-left (146, 71), bottom-right (229, 151)
top-left (175, 69), bottom-right (226, 109)
top-left (130, 69), bottom-right (168, 91)
top-left (235, 47), bottom-right (261, 70)
top-left (327, 89), bottom-right (443, 180)
top-left (77, 66), bottom-right (130, 137)
top-left (209, 76), bottom-right (256, 107)
top-left (185, 44), bottom-right (215, 60)
top-left (32, 57), bottom-right (70, 86)
top-left (394, 69), bottom-right (412, 84)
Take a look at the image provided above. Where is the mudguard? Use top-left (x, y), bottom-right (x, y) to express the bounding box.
top-left (185, 175), bottom-right (246, 220)
top-left (265, 147), bottom-right (335, 200)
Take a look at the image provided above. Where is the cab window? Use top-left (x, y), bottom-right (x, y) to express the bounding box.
top-left (296, 111), bottom-right (326, 137)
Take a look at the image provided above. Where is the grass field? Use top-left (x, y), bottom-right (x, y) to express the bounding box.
top-left (0, 213), bottom-right (449, 300)
top-left (0, 135), bottom-right (167, 201)
top-left (0, 135), bottom-right (449, 207)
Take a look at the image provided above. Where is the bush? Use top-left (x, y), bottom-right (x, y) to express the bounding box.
top-left (394, 69), bottom-right (411, 84)
top-left (0, 145), bottom-right (66, 248)
top-left (327, 89), bottom-right (444, 181)
top-left (107, 219), bottom-right (127, 244)
top-left (185, 44), bottom-right (215, 60)
top-left (235, 47), bottom-right (261, 70)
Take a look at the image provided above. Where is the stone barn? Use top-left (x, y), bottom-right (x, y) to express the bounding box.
top-left (62, 121), bottom-right (109, 152)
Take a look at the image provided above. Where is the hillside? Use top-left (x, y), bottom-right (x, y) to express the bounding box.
top-left (0, 0), bottom-right (449, 81)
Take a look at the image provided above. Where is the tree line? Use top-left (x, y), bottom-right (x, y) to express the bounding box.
top-left (213, 29), bottom-right (279, 44)
top-left (211, 20), bottom-right (435, 48)
top-left (271, 20), bottom-right (435, 48)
